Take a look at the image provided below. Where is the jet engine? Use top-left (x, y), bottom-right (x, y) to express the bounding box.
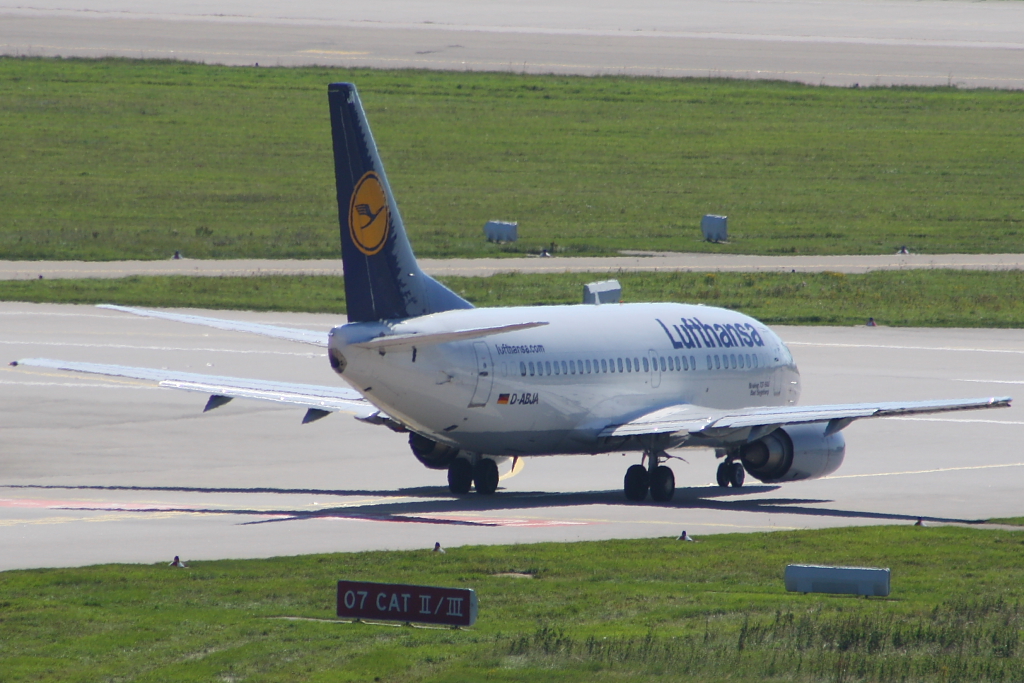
top-left (739, 423), bottom-right (845, 483)
top-left (408, 432), bottom-right (460, 470)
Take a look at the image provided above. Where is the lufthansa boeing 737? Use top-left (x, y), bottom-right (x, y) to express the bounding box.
top-left (13, 83), bottom-right (1012, 502)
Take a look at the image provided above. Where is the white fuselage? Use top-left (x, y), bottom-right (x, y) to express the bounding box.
top-left (329, 303), bottom-right (800, 456)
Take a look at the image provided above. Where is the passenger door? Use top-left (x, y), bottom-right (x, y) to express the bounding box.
top-left (468, 341), bottom-right (494, 407)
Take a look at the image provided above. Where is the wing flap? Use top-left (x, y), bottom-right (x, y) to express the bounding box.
top-left (159, 380), bottom-right (376, 417)
top-left (598, 404), bottom-right (716, 437)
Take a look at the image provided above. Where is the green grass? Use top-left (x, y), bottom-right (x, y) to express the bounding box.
top-left (2, 269), bottom-right (1024, 328)
top-left (988, 518), bottom-right (1024, 526)
top-left (2, 57), bottom-right (1023, 260)
top-left (3, 526), bottom-right (1024, 681)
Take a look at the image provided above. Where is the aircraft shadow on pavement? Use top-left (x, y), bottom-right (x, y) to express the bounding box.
top-left (3, 483), bottom-right (982, 527)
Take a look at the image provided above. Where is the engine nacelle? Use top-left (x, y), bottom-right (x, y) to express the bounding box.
top-left (739, 423), bottom-right (845, 483)
top-left (408, 433), bottom-right (460, 470)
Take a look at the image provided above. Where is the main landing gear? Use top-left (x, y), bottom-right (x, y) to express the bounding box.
top-left (624, 451), bottom-right (675, 502)
top-left (447, 457), bottom-right (499, 495)
top-left (716, 460), bottom-right (745, 488)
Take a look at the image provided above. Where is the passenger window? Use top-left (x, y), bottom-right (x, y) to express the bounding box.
top-left (730, 354), bottom-right (737, 369)
top-left (617, 358), bottom-right (623, 373)
top-left (570, 360), bottom-right (576, 375)
top-left (634, 357), bottom-right (640, 371)
top-left (738, 355), bottom-right (744, 369)
top-left (586, 359), bottom-right (592, 373)
top-left (545, 361), bottom-right (552, 375)
top-left (601, 359), bottom-right (607, 373)
top-left (520, 361), bottom-right (527, 376)
top-left (714, 355), bottom-right (721, 370)
top-left (643, 357), bottom-right (650, 372)
top-left (625, 357), bottom-right (632, 372)
top-left (706, 355), bottom-right (712, 370)
top-left (745, 354), bottom-right (751, 367)
top-left (529, 361), bottom-right (535, 376)
top-left (682, 356), bottom-right (689, 371)
top-left (691, 355), bottom-right (696, 370)
top-left (659, 357), bottom-right (666, 372)
top-left (753, 355), bottom-right (758, 368)
top-left (561, 360), bottom-right (567, 375)
top-left (554, 361), bottom-right (560, 376)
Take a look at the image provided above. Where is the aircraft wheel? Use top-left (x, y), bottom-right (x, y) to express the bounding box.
top-left (730, 462), bottom-right (746, 488)
top-left (624, 464), bottom-right (649, 501)
top-left (650, 465), bottom-right (675, 502)
top-left (716, 462), bottom-right (731, 488)
top-left (447, 459), bottom-right (473, 494)
top-left (473, 458), bottom-right (500, 495)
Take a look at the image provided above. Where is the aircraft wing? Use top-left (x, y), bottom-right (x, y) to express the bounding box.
top-left (598, 396), bottom-right (1012, 440)
top-left (98, 305), bottom-right (328, 347)
top-left (11, 358), bottom-right (377, 419)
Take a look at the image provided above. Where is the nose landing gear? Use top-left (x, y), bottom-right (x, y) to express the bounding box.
top-left (624, 451), bottom-right (675, 503)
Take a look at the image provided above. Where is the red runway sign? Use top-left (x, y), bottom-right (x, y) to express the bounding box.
top-left (336, 580), bottom-right (478, 627)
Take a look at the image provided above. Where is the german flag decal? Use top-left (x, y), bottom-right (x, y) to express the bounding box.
top-left (497, 394), bottom-right (510, 405)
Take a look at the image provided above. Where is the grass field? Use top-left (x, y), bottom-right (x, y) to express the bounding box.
top-left (3, 526), bottom-right (1024, 681)
top-left (2, 269), bottom-right (1024, 328)
top-left (1, 57), bottom-right (1022, 261)
top-left (988, 517), bottom-right (1024, 526)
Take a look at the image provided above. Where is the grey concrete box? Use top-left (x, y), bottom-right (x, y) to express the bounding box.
top-left (701, 214), bottom-right (728, 242)
top-left (484, 220), bottom-right (518, 242)
top-left (785, 564), bottom-right (890, 597)
top-left (583, 279), bottom-right (622, 305)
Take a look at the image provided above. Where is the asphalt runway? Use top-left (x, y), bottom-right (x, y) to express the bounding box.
top-left (2, 0), bottom-right (1023, 88)
top-left (2, 252), bottom-right (1024, 281)
top-left (1, 301), bottom-right (1021, 571)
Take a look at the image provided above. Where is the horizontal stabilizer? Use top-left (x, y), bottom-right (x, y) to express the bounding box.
top-left (352, 321), bottom-right (549, 350)
top-left (98, 305), bottom-right (327, 347)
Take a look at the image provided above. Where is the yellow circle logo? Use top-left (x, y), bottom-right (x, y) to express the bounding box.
top-left (348, 171), bottom-right (390, 256)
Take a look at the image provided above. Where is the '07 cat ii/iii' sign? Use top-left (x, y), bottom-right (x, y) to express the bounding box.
top-left (337, 580), bottom-right (478, 627)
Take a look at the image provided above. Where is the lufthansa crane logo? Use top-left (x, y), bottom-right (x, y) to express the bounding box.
top-left (348, 171), bottom-right (390, 256)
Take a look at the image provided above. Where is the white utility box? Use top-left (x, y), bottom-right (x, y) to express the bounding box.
top-left (785, 564), bottom-right (890, 597)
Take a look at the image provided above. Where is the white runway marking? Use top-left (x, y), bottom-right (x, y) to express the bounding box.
top-left (788, 342), bottom-right (1024, 355)
top-left (958, 379), bottom-right (1024, 385)
top-left (828, 462), bottom-right (1024, 480)
top-left (888, 417), bottom-right (1024, 426)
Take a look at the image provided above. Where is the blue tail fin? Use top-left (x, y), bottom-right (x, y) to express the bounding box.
top-left (328, 83), bottom-right (473, 323)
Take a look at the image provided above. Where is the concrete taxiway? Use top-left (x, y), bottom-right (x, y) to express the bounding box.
top-left (2, 0), bottom-right (1023, 89)
top-left (2, 252), bottom-right (1024, 281)
top-left (1, 301), bottom-right (1021, 571)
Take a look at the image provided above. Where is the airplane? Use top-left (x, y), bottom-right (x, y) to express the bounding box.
top-left (12, 83), bottom-right (1012, 502)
